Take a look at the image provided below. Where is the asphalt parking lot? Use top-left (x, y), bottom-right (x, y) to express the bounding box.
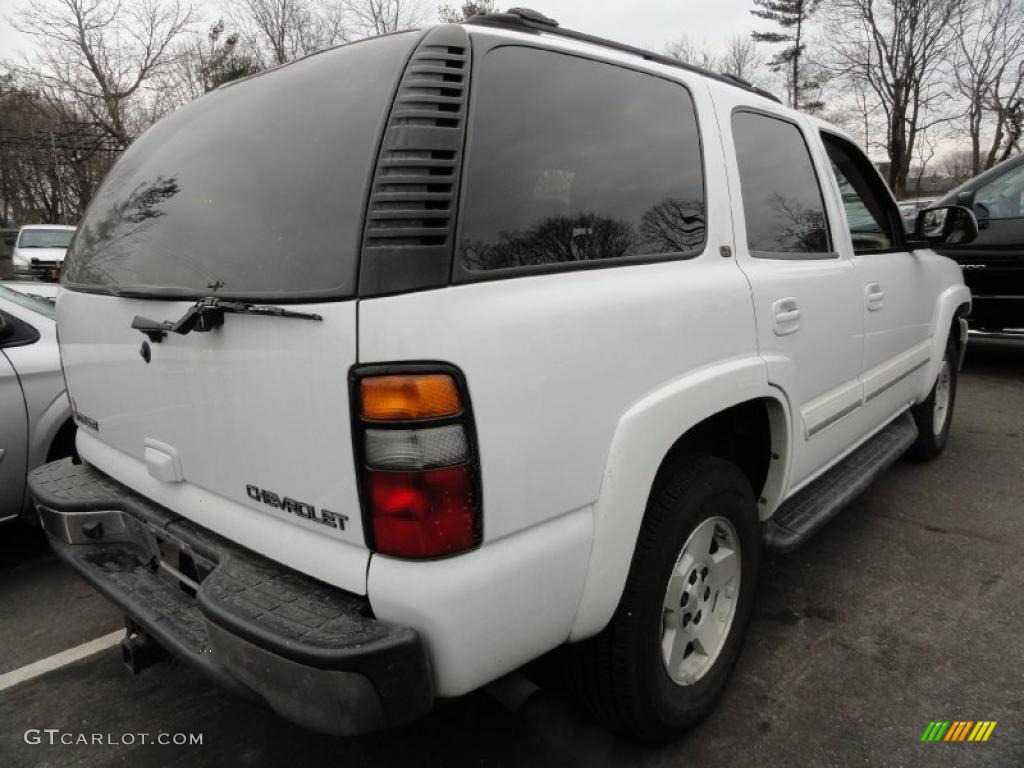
top-left (1, 336), bottom-right (1021, 768)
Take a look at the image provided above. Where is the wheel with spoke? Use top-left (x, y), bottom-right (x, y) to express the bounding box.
top-left (566, 455), bottom-right (761, 743)
top-left (908, 333), bottom-right (959, 461)
top-left (661, 516), bottom-right (741, 685)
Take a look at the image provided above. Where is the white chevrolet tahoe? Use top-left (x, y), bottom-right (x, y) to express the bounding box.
top-left (29, 9), bottom-right (975, 743)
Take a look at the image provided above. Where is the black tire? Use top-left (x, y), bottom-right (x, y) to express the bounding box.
top-left (567, 455), bottom-right (761, 743)
top-left (908, 334), bottom-right (958, 461)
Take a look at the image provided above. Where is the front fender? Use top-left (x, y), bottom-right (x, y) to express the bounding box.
top-left (568, 355), bottom-right (787, 641)
top-left (916, 283), bottom-right (971, 403)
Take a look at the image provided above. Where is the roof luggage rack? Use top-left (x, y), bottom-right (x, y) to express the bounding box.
top-left (465, 7), bottom-right (783, 104)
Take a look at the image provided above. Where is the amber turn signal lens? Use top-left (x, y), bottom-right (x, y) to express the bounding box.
top-left (360, 374), bottom-right (462, 420)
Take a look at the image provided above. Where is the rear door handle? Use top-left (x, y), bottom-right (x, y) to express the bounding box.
top-left (866, 283), bottom-right (885, 311)
top-left (771, 297), bottom-right (801, 336)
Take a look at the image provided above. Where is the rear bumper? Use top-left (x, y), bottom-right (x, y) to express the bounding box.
top-left (27, 458), bottom-right (433, 736)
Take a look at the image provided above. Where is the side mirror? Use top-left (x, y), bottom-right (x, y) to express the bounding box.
top-left (914, 205), bottom-right (979, 245)
top-left (0, 314), bottom-right (11, 341)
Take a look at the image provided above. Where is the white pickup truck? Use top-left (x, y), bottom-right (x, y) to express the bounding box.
top-left (30, 10), bottom-right (974, 743)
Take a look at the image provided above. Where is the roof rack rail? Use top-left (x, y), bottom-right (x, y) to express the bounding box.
top-left (465, 8), bottom-right (783, 104)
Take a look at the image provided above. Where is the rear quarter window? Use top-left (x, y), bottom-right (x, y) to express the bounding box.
top-left (456, 46), bottom-right (706, 277)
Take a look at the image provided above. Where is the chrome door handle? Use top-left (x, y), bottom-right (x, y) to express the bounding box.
top-left (866, 283), bottom-right (885, 311)
top-left (771, 297), bottom-right (801, 336)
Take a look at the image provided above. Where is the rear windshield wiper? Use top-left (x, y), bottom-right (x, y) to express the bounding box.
top-left (131, 296), bottom-right (322, 343)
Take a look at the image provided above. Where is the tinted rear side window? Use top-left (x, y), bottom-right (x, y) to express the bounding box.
top-left (732, 111), bottom-right (831, 257)
top-left (458, 47), bottom-right (705, 274)
top-left (64, 32), bottom-right (420, 301)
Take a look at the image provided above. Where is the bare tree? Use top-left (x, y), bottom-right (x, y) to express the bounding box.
top-left (979, 3), bottom-right (1024, 164)
top-left (906, 128), bottom-right (942, 198)
top-left (159, 19), bottom-right (261, 110)
top-left (826, 0), bottom-right (968, 197)
top-left (437, 1), bottom-right (496, 22)
top-left (719, 35), bottom-right (765, 82)
top-left (343, 0), bottom-right (426, 37)
top-left (664, 35), bottom-right (720, 71)
top-left (939, 147), bottom-right (976, 184)
top-left (822, 77), bottom-right (886, 153)
top-left (952, 0), bottom-right (1024, 174)
top-left (233, 0), bottom-right (349, 66)
top-left (10, 0), bottom-right (195, 148)
top-left (0, 75), bottom-right (118, 224)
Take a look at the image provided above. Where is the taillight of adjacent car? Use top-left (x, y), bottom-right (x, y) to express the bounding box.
top-left (351, 365), bottom-right (481, 559)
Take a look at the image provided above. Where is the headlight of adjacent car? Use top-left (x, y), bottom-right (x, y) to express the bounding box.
top-left (12, 249), bottom-right (29, 266)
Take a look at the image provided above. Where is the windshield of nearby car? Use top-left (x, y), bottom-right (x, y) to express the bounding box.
top-left (18, 229), bottom-right (75, 249)
top-left (0, 284), bottom-right (57, 319)
top-left (975, 162), bottom-right (1024, 219)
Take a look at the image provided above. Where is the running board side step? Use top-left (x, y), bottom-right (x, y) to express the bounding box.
top-left (763, 413), bottom-right (918, 553)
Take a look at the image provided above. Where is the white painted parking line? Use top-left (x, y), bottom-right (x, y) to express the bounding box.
top-left (0, 630), bottom-right (124, 693)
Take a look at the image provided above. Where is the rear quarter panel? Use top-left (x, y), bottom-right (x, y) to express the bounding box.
top-left (360, 254), bottom-right (762, 692)
top-left (360, 66), bottom-right (768, 694)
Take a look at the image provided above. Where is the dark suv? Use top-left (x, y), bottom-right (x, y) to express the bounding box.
top-left (934, 152), bottom-right (1024, 331)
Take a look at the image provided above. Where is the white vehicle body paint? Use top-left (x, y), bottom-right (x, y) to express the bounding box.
top-left (47, 21), bottom-right (970, 707)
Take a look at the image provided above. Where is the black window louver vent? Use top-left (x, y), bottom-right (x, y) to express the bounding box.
top-left (359, 25), bottom-right (471, 296)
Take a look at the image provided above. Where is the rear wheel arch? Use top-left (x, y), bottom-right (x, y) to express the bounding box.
top-left (650, 397), bottom-right (788, 520)
top-left (569, 386), bottom-right (789, 642)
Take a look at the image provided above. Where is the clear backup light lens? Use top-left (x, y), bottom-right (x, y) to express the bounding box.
top-left (364, 424), bottom-right (469, 469)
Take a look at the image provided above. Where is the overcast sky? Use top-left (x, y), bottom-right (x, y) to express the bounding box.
top-left (0, 0), bottom-right (761, 59)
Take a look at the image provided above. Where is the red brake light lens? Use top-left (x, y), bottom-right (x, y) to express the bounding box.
top-left (368, 466), bottom-right (476, 558)
top-left (353, 364), bottom-right (481, 559)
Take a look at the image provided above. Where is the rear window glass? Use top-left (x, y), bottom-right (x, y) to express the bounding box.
top-left (64, 32), bottom-right (419, 301)
top-left (458, 47), bottom-right (705, 273)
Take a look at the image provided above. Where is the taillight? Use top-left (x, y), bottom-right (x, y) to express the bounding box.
top-left (351, 365), bottom-right (481, 559)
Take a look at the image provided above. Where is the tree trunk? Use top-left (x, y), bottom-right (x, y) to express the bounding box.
top-left (792, 16), bottom-right (802, 110)
top-left (970, 99), bottom-right (983, 175)
top-left (987, 109), bottom-right (1008, 169)
top-left (889, 108), bottom-right (908, 198)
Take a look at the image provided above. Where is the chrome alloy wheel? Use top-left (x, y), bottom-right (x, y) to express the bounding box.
top-left (933, 355), bottom-right (952, 436)
top-left (660, 516), bottom-right (741, 686)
